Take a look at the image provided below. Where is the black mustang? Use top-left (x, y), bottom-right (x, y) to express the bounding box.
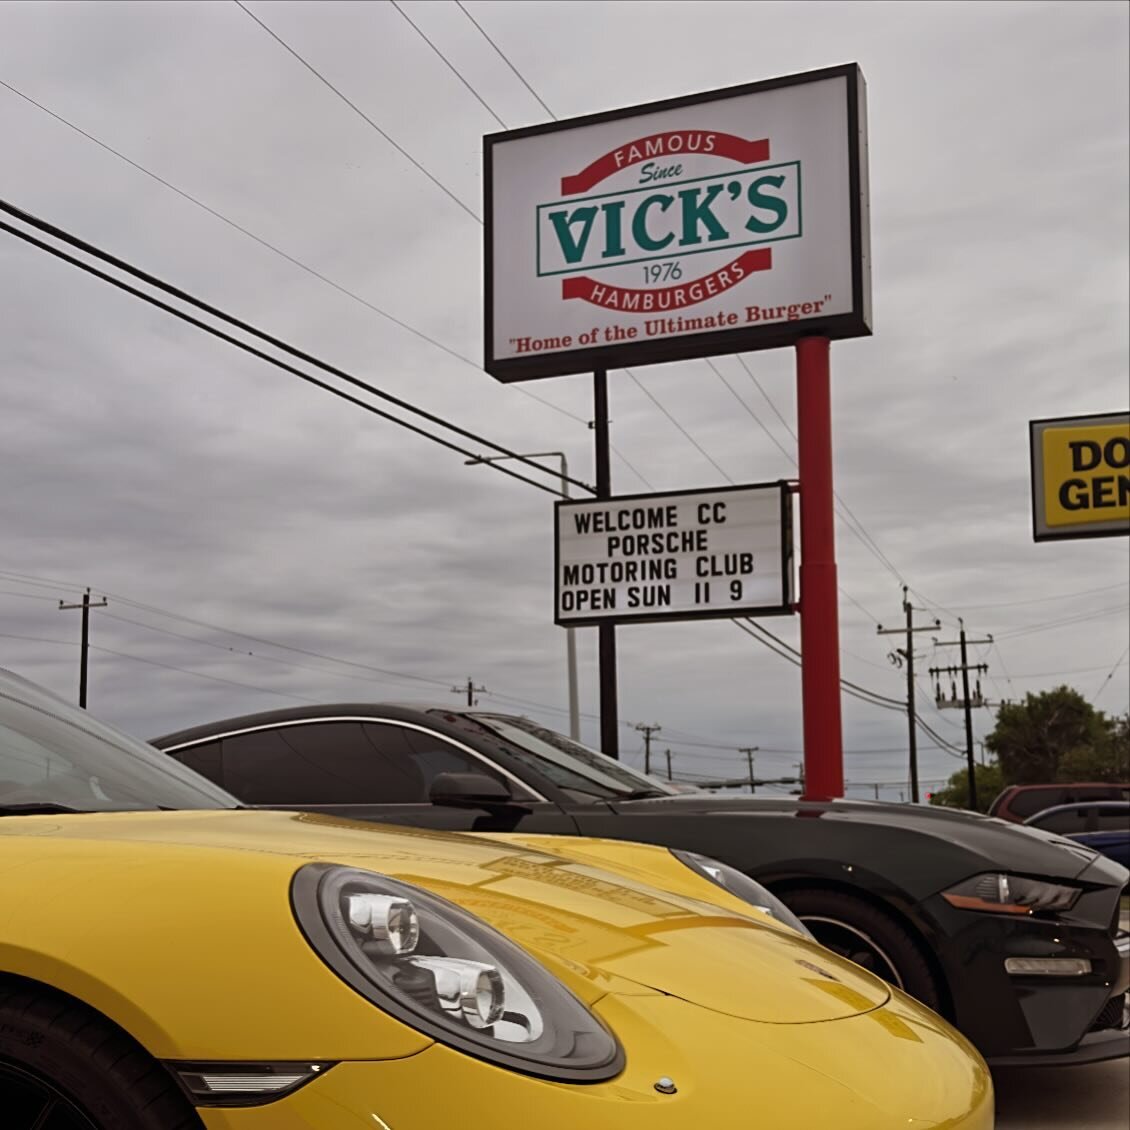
top-left (153, 702), bottom-right (1130, 1067)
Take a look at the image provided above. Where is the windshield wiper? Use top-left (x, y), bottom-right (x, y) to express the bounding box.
top-left (0, 802), bottom-right (86, 816)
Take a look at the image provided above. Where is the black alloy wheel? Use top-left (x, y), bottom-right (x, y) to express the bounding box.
top-left (0, 1060), bottom-right (98, 1130)
top-left (779, 888), bottom-right (943, 1012)
top-left (799, 916), bottom-right (906, 987)
top-left (0, 984), bottom-right (203, 1130)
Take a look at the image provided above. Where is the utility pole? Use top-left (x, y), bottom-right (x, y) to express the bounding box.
top-left (793, 761), bottom-right (806, 795)
top-left (877, 587), bottom-right (940, 803)
top-left (664, 748), bottom-right (673, 780)
top-left (931, 620), bottom-right (992, 811)
top-left (57, 588), bottom-right (108, 709)
top-left (451, 677), bottom-right (487, 707)
top-left (739, 747), bottom-right (760, 793)
top-left (635, 723), bottom-right (661, 775)
top-left (592, 369), bottom-right (619, 759)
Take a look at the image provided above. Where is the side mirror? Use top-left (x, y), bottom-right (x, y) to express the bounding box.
top-left (429, 772), bottom-right (515, 808)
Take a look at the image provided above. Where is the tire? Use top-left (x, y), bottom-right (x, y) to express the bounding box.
top-left (0, 983), bottom-right (202, 1130)
top-left (779, 888), bottom-right (943, 1012)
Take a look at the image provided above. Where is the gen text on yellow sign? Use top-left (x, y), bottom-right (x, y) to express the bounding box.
top-left (1031, 413), bottom-right (1130, 541)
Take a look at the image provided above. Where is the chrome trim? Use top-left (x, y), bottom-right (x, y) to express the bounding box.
top-left (161, 716), bottom-right (550, 804)
top-left (798, 915), bottom-right (906, 990)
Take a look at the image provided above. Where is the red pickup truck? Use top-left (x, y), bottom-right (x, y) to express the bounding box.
top-left (989, 781), bottom-right (1130, 823)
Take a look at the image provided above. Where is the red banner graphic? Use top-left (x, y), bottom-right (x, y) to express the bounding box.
top-left (561, 249), bottom-right (772, 312)
top-left (561, 131), bottom-right (770, 196)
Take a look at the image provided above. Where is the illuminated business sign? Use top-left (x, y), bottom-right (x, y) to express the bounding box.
top-left (1029, 412), bottom-right (1130, 542)
top-left (485, 64), bottom-right (871, 382)
top-left (555, 483), bottom-right (793, 626)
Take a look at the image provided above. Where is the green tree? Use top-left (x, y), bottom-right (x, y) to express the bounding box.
top-left (985, 686), bottom-right (1113, 785)
top-left (1058, 712), bottom-right (1130, 782)
top-left (928, 763), bottom-right (1003, 813)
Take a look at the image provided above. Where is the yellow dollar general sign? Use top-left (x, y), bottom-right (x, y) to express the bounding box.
top-left (1030, 412), bottom-right (1130, 542)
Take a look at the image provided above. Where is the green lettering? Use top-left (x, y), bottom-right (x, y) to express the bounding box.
top-left (678, 183), bottom-right (728, 246)
top-left (745, 175), bottom-right (788, 234)
top-left (548, 206), bottom-right (598, 264)
top-left (632, 194), bottom-right (675, 252)
top-left (601, 200), bottom-right (626, 259)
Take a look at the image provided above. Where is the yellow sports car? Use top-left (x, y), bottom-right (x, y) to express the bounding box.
top-left (0, 669), bottom-right (994, 1129)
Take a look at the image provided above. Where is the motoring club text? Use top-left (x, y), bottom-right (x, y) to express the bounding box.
top-left (560, 501), bottom-right (755, 614)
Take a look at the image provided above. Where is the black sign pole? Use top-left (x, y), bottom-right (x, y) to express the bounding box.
top-left (593, 369), bottom-right (620, 759)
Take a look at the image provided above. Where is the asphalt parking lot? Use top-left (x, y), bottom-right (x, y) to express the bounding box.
top-left (995, 1059), bottom-right (1129, 1128)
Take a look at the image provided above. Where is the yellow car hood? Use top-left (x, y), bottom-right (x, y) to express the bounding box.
top-left (2, 808), bottom-right (889, 1025)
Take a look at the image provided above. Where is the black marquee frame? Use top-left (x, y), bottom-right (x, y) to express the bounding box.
top-left (554, 481), bottom-right (795, 628)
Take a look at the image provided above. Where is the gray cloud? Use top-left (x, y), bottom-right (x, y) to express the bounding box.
top-left (1, 0), bottom-right (1127, 799)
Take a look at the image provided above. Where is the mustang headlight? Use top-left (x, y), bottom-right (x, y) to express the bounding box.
top-left (941, 873), bottom-right (1081, 916)
top-left (671, 849), bottom-right (815, 939)
top-left (291, 864), bottom-right (623, 1081)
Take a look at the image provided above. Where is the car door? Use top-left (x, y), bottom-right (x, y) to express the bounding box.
top-left (1031, 805), bottom-right (1093, 837)
top-left (216, 718), bottom-right (579, 833)
top-left (1081, 805), bottom-right (1130, 869)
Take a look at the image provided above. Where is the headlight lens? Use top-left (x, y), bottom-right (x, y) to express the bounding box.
top-left (671, 849), bottom-right (815, 939)
top-left (292, 864), bottom-right (623, 1082)
top-left (941, 873), bottom-right (1081, 915)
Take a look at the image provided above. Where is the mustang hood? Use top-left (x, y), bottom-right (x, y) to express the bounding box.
top-left (611, 793), bottom-right (1107, 880)
top-left (2, 808), bottom-right (890, 1025)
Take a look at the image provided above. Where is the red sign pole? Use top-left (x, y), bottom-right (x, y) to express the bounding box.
top-left (796, 336), bottom-right (844, 800)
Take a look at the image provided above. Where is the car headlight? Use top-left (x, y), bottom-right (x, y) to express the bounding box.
top-left (291, 864), bottom-right (623, 1082)
top-left (671, 849), bottom-right (815, 939)
top-left (941, 873), bottom-right (1081, 915)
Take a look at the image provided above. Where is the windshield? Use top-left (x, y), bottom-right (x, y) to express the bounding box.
top-left (468, 714), bottom-right (680, 800)
top-left (0, 673), bottom-right (238, 813)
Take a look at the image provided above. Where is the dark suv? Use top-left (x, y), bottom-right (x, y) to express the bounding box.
top-left (989, 783), bottom-right (1130, 824)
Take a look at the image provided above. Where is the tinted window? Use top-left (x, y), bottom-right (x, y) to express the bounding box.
top-left (0, 677), bottom-right (235, 813)
top-left (1034, 807), bottom-right (1090, 833)
top-left (1009, 789), bottom-right (1065, 818)
top-left (220, 721), bottom-right (520, 805)
top-left (1096, 807), bottom-right (1130, 832)
top-left (1066, 786), bottom-right (1124, 804)
top-left (170, 741), bottom-right (222, 785)
top-left (465, 714), bottom-right (677, 800)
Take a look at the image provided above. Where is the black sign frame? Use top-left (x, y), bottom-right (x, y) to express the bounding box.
top-left (1029, 410), bottom-right (1130, 543)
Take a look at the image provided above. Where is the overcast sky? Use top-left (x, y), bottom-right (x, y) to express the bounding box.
top-left (1, 0), bottom-right (1127, 800)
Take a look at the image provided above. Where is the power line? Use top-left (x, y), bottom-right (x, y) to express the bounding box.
top-left (96, 608), bottom-right (458, 694)
top-left (733, 619), bottom-right (965, 757)
top-left (223, 6), bottom-right (649, 488)
top-left (1, 568), bottom-right (458, 691)
top-left (623, 368), bottom-right (734, 482)
top-left (232, 1), bottom-right (482, 220)
top-left (0, 198), bottom-right (589, 496)
top-left (388, 0), bottom-right (507, 129)
top-left (1093, 646), bottom-right (1130, 704)
top-left (0, 633), bottom-right (321, 704)
top-left (994, 603), bottom-right (1130, 641)
top-left (941, 581), bottom-right (1129, 613)
top-left (454, 0), bottom-right (555, 119)
top-left (0, 75), bottom-right (475, 368)
top-left (0, 213), bottom-right (575, 501)
top-left (0, 72), bottom-right (624, 471)
top-left (712, 354), bottom-right (906, 588)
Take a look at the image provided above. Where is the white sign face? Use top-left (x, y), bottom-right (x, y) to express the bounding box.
top-left (486, 64), bottom-right (870, 382)
top-left (555, 484), bottom-right (793, 626)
